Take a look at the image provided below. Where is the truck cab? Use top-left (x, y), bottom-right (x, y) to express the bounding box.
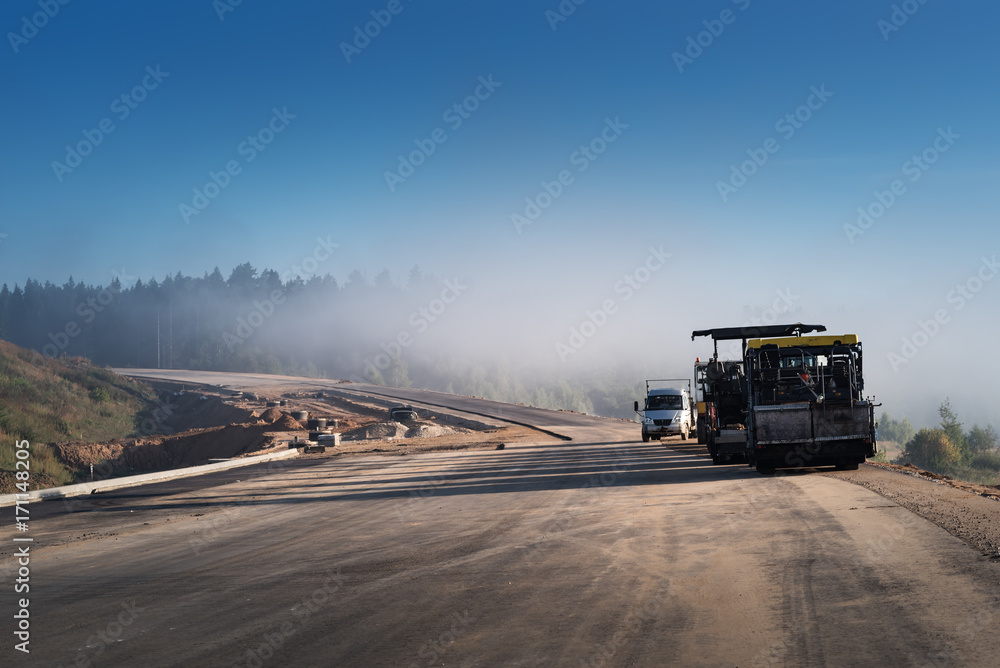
top-left (635, 386), bottom-right (695, 442)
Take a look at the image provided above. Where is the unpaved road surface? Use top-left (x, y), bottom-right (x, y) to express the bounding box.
top-left (1, 369), bottom-right (998, 667)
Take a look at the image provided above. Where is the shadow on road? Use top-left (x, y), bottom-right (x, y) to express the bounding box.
top-left (36, 438), bottom-right (766, 517)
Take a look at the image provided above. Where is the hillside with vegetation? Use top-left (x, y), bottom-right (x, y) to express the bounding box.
top-left (0, 340), bottom-right (161, 489)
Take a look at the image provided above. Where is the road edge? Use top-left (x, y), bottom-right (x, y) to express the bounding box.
top-left (0, 448), bottom-right (299, 507)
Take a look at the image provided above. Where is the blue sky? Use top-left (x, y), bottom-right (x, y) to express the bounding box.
top-left (2, 0), bottom-right (999, 425)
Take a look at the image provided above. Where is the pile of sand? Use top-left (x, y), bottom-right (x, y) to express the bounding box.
top-left (270, 414), bottom-right (306, 431)
top-left (52, 423), bottom-right (272, 474)
top-left (405, 424), bottom-right (455, 438)
top-left (345, 422), bottom-right (409, 440)
top-left (342, 421), bottom-right (456, 441)
top-left (258, 407), bottom-right (285, 422)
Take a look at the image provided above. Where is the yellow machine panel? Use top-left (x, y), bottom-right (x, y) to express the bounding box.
top-left (746, 334), bottom-right (859, 349)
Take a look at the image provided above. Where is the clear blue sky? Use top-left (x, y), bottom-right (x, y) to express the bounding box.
top-left (2, 0), bottom-right (998, 425)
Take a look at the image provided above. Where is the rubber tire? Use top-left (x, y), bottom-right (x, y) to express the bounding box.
top-left (681, 430), bottom-right (688, 441)
top-left (710, 452), bottom-right (722, 465)
top-left (641, 432), bottom-right (650, 443)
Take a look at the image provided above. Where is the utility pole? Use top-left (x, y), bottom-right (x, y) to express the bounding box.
top-left (168, 297), bottom-right (173, 369)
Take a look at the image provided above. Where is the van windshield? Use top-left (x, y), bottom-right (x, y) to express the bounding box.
top-left (647, 394), bottom-right (683, 410)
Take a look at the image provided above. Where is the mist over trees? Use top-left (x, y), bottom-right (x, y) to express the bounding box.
top-left (0, 264), bottom-right (644, 419)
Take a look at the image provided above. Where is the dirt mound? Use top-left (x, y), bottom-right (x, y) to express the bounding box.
top-left (344, 422), bottom-right (409, 441)
top-left (270, 414), bottom-right (305, 431)
top-left (52, 423), bottom-right (273, 478)
top-left (258, 407), bottom-right (284, 423)
top-left (405, 424), bottom-right (455, 438)
top-left (342, 421), bottom-right (457, 441)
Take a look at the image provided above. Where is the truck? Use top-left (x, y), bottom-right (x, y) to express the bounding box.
top-left (692, 324), bottom-right (827, 465)
top-left (743, 330), bottom-right (879, 474)
top-left (634, 379), bottom-right (696, 443)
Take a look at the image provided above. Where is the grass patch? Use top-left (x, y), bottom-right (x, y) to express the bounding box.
top-left (949, 466), bottom-right (1000, 486)
top-left (0, 442), bottom-right (74, 488)
top-left (0, 340), bottom-right (164, 491)
top-left (0, 343), bottom-right (156, 445)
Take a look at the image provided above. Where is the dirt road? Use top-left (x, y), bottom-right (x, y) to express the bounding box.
top-left (1, 369), bottom-right (997, 666)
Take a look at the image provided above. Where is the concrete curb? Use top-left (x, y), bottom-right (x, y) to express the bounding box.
top-left (0, 448), bottom-right (299, 507)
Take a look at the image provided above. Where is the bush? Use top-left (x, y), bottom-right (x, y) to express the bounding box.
top-left (967, 425), bottom-right (999, 455)
top-left (970, 451), bottom-right (1000, 472)
top-left (901, 428), bottom-right (962, 473)
top-left (89, 387), bottom-right (112, 403)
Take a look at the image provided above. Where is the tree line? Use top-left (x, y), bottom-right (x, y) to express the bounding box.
top-left (0, 264), bottom-right (646, 420)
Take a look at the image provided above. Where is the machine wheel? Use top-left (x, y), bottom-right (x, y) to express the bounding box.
top-left (680, 431), bottom-right (688, 441)
top-left (697, 422), bottom-right (707, 444)
top-left (641, 432), bottom-right (650, 443)
top-left (755, 461), bottom-right (776, 475)
top-left (710, 452), bottom-right (722, 465)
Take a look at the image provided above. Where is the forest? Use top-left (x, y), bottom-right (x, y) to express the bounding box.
top-left (0, 263), bottom-right (645, 419)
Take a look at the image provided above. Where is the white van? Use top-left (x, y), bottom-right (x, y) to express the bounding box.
top-left (635, 386), bottom-right (695, 442)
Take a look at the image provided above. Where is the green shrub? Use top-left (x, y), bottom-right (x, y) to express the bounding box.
top-left (901, 428), bottom-right (962, 473)
top-left (970, 451), bottom-right (1000, 472)
top-left (89, 387), bottom-right (112, 403)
